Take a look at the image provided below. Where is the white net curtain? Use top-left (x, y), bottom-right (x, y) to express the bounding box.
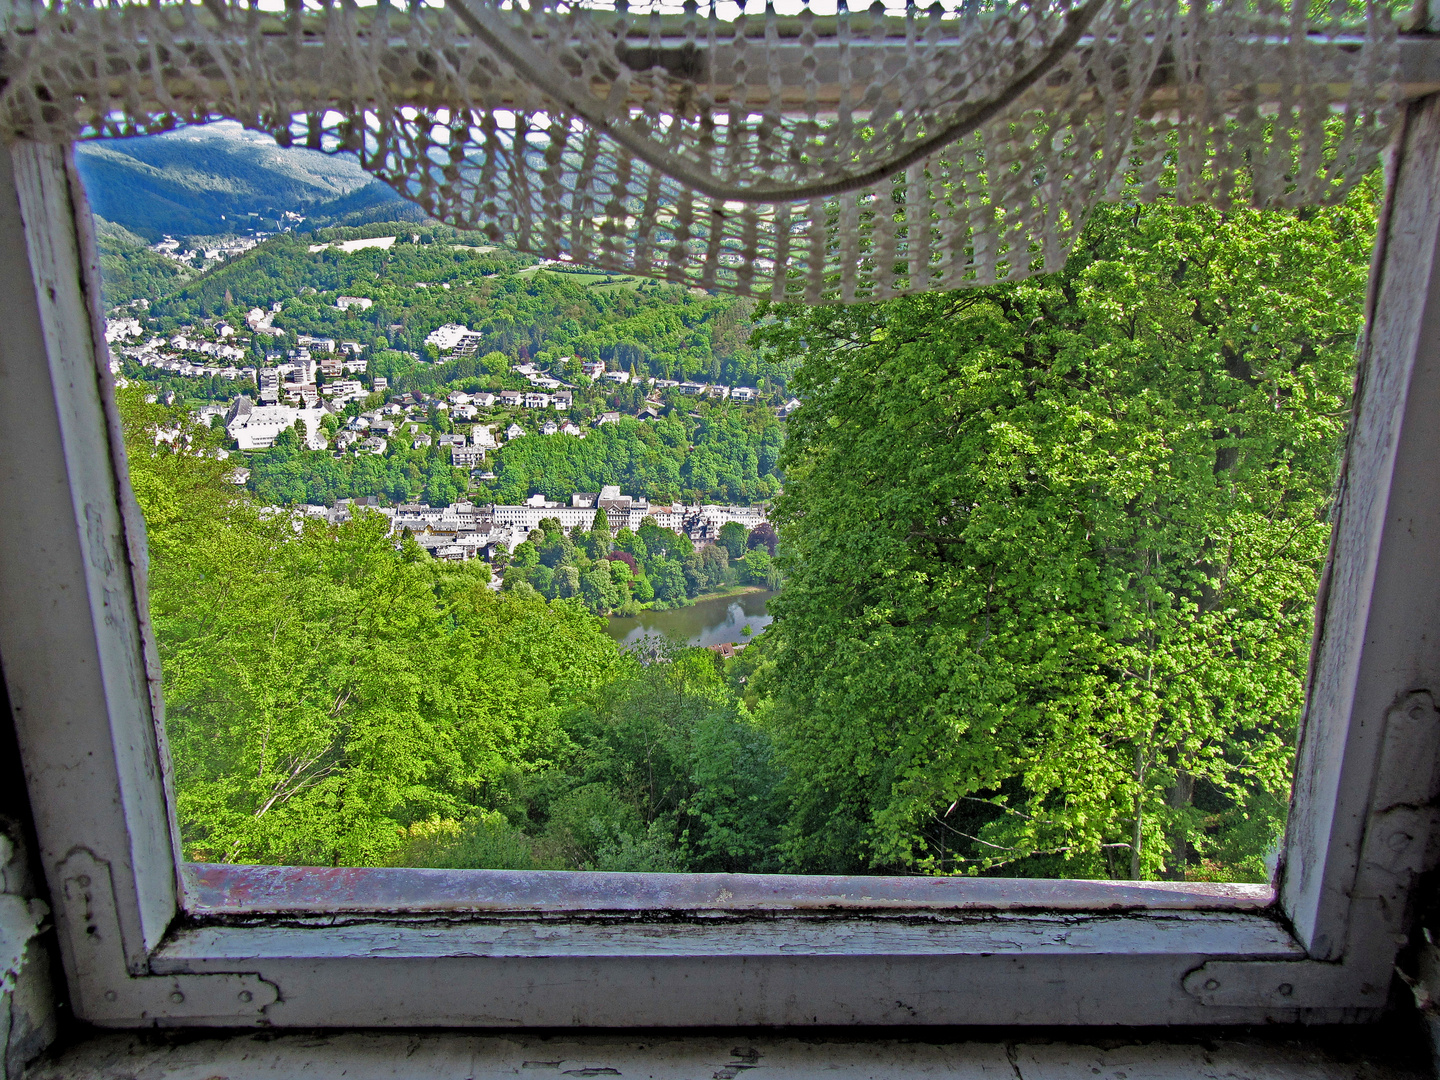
top-left (0, 0), bottom-right (1400, 300)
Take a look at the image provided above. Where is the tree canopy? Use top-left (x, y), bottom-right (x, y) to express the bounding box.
top-left (755, 187), bottom-right (1377, 880)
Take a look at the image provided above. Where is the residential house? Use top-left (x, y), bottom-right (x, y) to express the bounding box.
top-left (473, 392), bottom-right (496, 407)
top-left (500, 390), bottom-right (524, 408)
top-left (258, 368), bottom-right (281, 404)
top-left (551, 390), bottom-right (573, 411)
top-left (505, 423), bottom-right (526, 440)
top-left (581, 359), bottom-right (605, 378)
top-left (595, 411), bottom-right (621, 426)
top-left (542, 420), bottom-right (559, 435)
top-left (731, 386), bottom-right (759, 402)
top-left (335, 296), bottom-right (373, 311)
top-left (451, 445), bottom-right (486, 468)
top-left (523, 391), bottom-right (550, 409)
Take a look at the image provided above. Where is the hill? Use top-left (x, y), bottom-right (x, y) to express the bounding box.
top-left (75, 121), bottom-right (373, 240)
top-left (93, 216), bottom-right (195, 306)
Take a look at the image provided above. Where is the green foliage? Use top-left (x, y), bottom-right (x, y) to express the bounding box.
top-left (484, 412), bottom-right (782, 506)
top-left (717, 521), bottom-right (748, 559)
top-left (94, 216), bottom-right (195, 307)
top-left (117, 175), bottom-right (1373, 882)
top-left (122, 386), bottom-right (624, 865)
top-left (135, 222), bottom-right (779, 389)
top-left (247, 436), bottom-right (471, 507)
top-left (755, 188), bottom-right (1378, 880)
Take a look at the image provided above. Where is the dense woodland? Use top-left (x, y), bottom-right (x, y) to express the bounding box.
top-left (122, 182), bottom-right (1376, 880)
top-left (246, 408), bottom-right (785, 509)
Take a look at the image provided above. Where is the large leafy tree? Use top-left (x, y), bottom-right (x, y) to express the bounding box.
top-left (757, 189), bottom-right (1377, 880)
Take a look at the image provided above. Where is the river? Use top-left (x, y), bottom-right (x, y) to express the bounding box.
top-left (606, 590), bottom-right (776, 648)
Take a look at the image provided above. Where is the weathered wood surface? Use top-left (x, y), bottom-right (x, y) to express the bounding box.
top-left (1281, 92), bottom-right (1440, 964)
top-left (0, 138), bottom-right (178, 979)
top-left (186, 863), bottom-right (1272, 915)
top-left (21, 1031), bottom-right (1430, 1080)
top-left (159, 910), bottom-right (1300, 961)
top-left (138, 911), bottom-right (1310, 1028)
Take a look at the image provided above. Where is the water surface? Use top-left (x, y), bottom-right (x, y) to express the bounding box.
top-left (607, 590), bottom-right (775, 648)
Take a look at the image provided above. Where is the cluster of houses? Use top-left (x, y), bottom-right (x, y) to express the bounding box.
top-left (286, 486), bottom-right (769, 564)
top-left (422, 328), bottom-right (766, 404)
top-left (255, 347), bottom-right (371, 409)
top-left (150, 234), bottom-right (262, 267)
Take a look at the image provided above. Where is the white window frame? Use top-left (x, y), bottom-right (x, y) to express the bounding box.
top-left (5, 75), bottom-right (1440, 1029)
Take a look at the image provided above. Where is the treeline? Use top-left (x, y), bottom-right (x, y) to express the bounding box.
top-left (487, 412), bottom-right (784, 506)
top-left (498, 516), bottom-right (780, 616)
top-left (146, 227), bottom-right (520, 330)
top-left (248, 422), bottom-right (470, 507)
top-left (240, 404), bottom-right (783, 508)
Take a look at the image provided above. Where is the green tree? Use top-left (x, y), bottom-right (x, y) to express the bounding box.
top-left (755, 189), bottom-right (1378, 881)
top-left (718, 520), bottom-right (748, 560)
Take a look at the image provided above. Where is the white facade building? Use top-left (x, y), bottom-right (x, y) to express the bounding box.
top-left (425, 324), bottom-right (470, 351)
top-left (225, 398), bottom-right (333, 451)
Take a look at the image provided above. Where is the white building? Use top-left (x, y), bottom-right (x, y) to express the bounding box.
top-left (105, 318), bottom-right (142, 343)
top-left (336, 296), bottom-right (373, 311)
top-left (425, 324), bottom-right (470, 351)
top-left (224, 397), bottom-right (333, 451)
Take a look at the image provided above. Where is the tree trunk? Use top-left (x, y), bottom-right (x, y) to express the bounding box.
top-left (1130, 744), bottom-right (1145, 880)
top-left (1168, 769), bottom-right (1195, 880)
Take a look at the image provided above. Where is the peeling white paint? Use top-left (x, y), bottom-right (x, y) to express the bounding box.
top-left (0, 836), bottom-right (47, 995)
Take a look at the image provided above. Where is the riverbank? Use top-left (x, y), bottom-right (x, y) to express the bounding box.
top-left (606, 589), bottom-right (775, 648)
top-left (646, 584), bottom-right (768, 612)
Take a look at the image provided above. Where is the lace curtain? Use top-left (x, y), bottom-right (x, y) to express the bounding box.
top-left (0, 0), bottom-right (1400, 299)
